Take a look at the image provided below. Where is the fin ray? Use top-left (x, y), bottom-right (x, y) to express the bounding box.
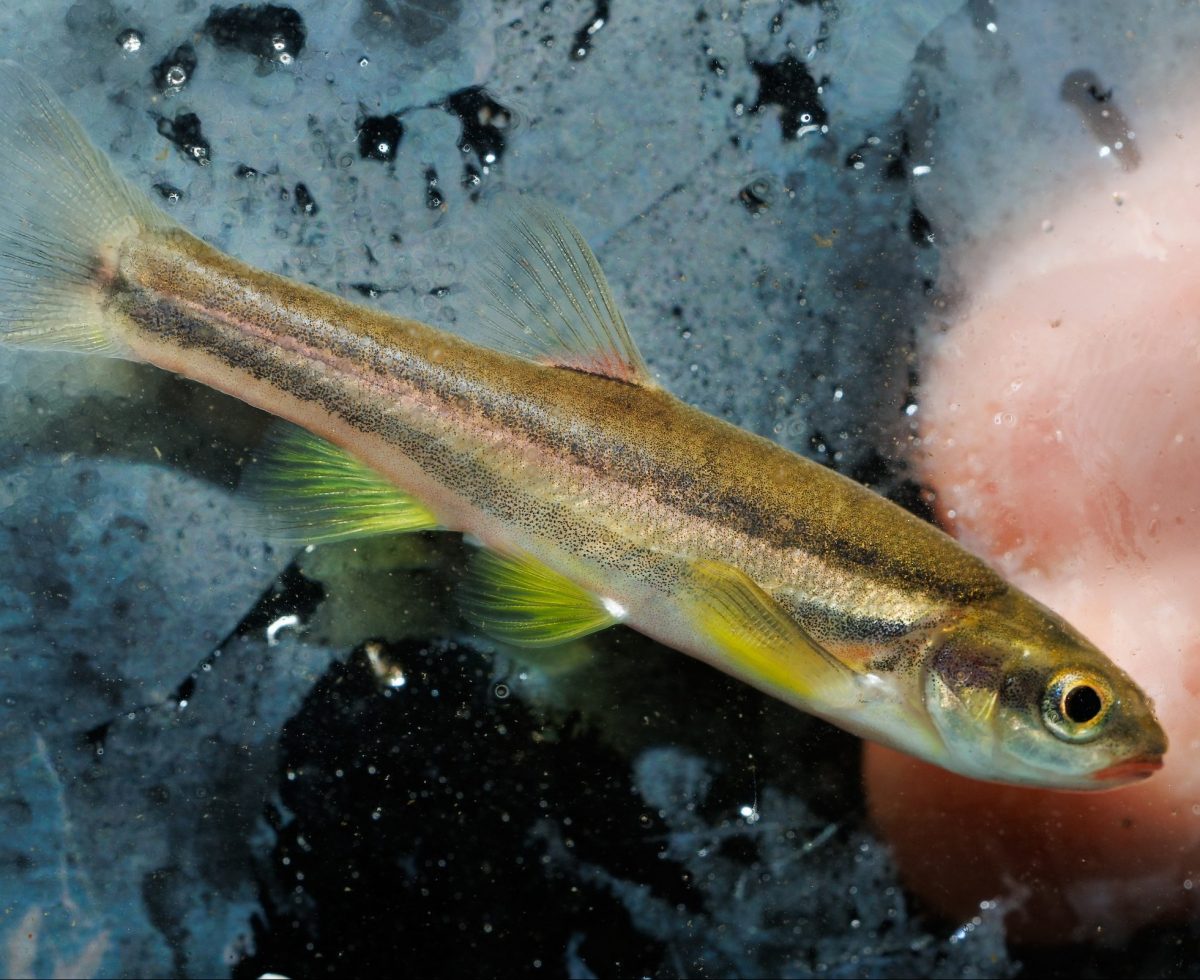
top-left (473, 197), bottom-right (654, 386)
top-left (241, 426), bottom-right (440, 543)
top-left (0, 62), bottom-right (171, 356)
top-left (684, 559), bottom-right (858, 706)
top-left (462, 548), bottom-right (620, 647)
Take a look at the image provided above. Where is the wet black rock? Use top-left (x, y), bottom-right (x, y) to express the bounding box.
top-left (152, 42), bottom-right (197, 93)
top-left (751, 55), bottom-right (827, 139)
top-left (152, 182), bottom-right (184, 203)
top-left (570, 0), bottom-right (610, 61)
top-left (424, 167), bottom-right (444, 210)
top-left (236, 639), bottom-right (664, 978)
top-left (204, 3), bottom-right (306, 63)
top-left (908, 205), bottom-right (935, 247)
top-left (156, 112), bottom-right (211, 165)
top-left (445, 86), bottom-right (512, 175)
top-left (357, 113), bottom-right (403, 162)
top-left (293, 182), bottom-right (318, 216)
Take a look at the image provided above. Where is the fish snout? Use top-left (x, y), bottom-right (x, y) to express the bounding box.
top-left (1092, 750), bottom-right (1165, 785)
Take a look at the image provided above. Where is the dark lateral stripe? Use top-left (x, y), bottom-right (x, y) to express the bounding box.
top-left (117, 282), bottom-right (680, 583)
top-left (117, 265), bottom-right (1002, 608)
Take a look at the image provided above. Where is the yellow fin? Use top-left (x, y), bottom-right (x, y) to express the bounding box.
top-left (685, 559), bottom-right (858, 706)
top-left (462, 549), bottom-right (621, 647)
top-left (474, 196), bottom-right (656, 387)
top-left (241, 426), bottom-right (440, 543)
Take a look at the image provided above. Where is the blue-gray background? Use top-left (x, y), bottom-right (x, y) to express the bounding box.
top-left (0, 1), bottom-right (1195, 977)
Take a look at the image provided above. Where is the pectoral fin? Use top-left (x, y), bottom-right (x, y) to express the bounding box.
top-left (462, 548), bottom-right (623, 647)
top-left (684, 559), bottom-right (858, 707)
top-left (241, 425), bottom-right (440, 543)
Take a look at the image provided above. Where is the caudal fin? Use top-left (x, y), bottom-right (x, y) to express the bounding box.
top-left (0, 62), bottom-right (173, 356)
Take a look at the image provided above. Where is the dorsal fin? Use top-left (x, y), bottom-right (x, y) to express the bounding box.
top-left (241, 425), bottom-right (440, 543)
top-left (474, 197), bottom-right (655, 386)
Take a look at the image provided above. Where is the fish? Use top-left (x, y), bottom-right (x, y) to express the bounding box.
top-left (0, 63), bottom-right (1166, 789)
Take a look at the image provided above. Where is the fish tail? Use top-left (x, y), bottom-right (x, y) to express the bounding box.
top-left (0, 62), bottom-right (173, 357)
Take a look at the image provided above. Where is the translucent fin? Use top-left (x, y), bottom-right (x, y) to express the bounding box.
top-left (0, 62), bottom-right (173, 355)
top-left (684, 559), bottom-right (858, 706)
top-left (242, 426), bottom-right (440, 544)
top-left (462, 548), bottom-right (622, 647)
top-left (475, 196), bottom-right (655, 386)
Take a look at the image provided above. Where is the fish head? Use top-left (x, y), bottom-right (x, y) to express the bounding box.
top-left (920, 596), bottom-right (1167, 790)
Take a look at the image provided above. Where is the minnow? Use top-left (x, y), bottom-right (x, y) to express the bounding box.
top-left (0, 65), bottom-right (1166, 789)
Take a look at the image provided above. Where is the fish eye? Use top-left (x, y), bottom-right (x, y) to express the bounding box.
top-left (1042, 670), bottom-right (1112, 742)
top-left (1064, 683), bottom-right (1103, 723)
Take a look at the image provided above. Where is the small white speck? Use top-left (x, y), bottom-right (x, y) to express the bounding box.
top-left (366, 643), bottom-right (407, 688)
top-left (912, 164), bottom-right (931, 176)
top-left (986, 21), bottom-right (998, 32)
top-left (266, 613), bottom-right (300, 646)
top-left (601, 597), bottom-right (627, 620)
top-left (857, 672), bottom-right (893, 699)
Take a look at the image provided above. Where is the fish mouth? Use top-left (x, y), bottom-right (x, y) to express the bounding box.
top-left (1092, 753), bottom-right (1164, 784)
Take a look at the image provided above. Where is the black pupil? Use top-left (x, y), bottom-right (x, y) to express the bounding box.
top-left (1064, 684), bottom-right (1103, 724)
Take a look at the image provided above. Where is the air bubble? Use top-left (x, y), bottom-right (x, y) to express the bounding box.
top-left (117, 28), bottom-right (143, 53)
